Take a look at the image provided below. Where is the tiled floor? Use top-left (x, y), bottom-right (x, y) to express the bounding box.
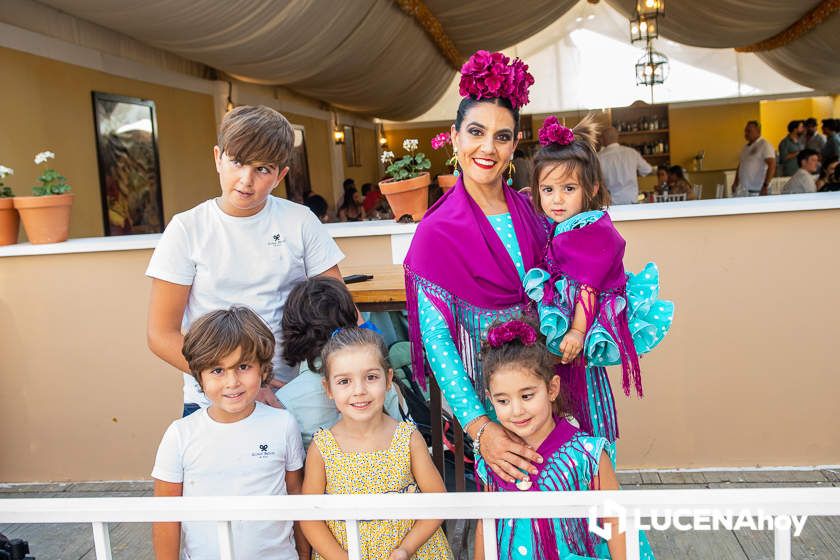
top-left (2, 469), bottom-right (839, 559)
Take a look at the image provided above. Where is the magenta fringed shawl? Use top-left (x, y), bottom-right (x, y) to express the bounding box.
top-left (403, 177), bottom-right (549, 389)
top-left (486, 417), bottom-right (602, 559)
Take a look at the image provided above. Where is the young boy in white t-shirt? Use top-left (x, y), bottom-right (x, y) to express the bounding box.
top-left (146, 105), bottom-right (346, 415)
top-left (152, 306), bottom-right (307, 560)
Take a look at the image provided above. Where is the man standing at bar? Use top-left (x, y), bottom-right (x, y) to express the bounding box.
top-left (598, 126), bottom-right (652, 204)
top-left (778, 120), bottom-right (805, 177)
top-left (732, 120), bottom-right (776, 197)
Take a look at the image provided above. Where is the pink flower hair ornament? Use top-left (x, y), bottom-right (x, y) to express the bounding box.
top-left (459, 50), bottom-right (535, 110)
top-left (486, 320), bottom-right (538, 348)
top-left (538, 116), bottom-right (575, 147)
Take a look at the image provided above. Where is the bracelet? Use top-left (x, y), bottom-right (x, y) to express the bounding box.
top-left (472, 420), bottom-right (492, 457)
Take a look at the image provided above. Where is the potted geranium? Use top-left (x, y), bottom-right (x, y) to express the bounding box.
top-left (379, 139), bottom-right (432, 222)
top-left (14, 151), bottom-right (75, 244)
top-left (0, 165), bottom-right (19, 246)
top-left (431, 132), bottom-right (458, 192)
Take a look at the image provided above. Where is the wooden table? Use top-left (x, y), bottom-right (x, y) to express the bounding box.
top-left (342, 263), bottom-right (406, 311)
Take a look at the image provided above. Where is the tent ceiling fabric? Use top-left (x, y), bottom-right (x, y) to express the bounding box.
top-left (36, 0), bottom-right (576, 120)
top-left (606, 0), bottom-right (838, 91)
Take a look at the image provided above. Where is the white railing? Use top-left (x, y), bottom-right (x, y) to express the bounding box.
top-left (2, 488), bottom-right (840, 560)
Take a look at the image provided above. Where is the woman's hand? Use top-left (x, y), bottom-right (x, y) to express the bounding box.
top-left (480, 422), bottom-right (543, 483)
top-left (559, 329), bottom-right (584, 364)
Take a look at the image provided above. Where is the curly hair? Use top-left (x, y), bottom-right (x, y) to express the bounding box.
top-left (480, 318), bottom-right (571, 417)
top-left (530, 113), bottom-right (611, 214)
top-left (281, 276), bottom-right (358, 371)
top-left (182, 306), bottom-right (275, 389)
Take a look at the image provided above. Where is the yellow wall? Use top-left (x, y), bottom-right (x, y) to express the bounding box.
top-left (759, 96), bottom-right (835, 148)
top-left (668, 102), bottom-right (760, 171)
top-left (341, 126), bottom-right (381, 192)
top-left (0, 47), bottom-right (219, 240)
top-left (385, 126), bottom-right (454, 179)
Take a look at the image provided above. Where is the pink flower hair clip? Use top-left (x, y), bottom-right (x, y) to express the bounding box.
top-left (459, 50), bottom-right (535, 110)
top-left (538, 116), bottom-right (575, 147)
top-left (487, 320), bottom-right (538, 348)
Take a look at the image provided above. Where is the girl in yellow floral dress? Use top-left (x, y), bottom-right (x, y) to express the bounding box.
top-left (301, 327), bottom-right (453, 560)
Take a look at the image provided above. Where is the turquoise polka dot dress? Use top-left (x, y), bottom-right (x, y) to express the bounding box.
top-left (475, 421), bottom-right (656, 560)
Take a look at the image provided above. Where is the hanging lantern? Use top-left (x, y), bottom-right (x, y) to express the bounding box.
top-left (636, 0), bottom-right (664, 18)
top-left (630, 13), bottom-right (658, 44)
top-left (635, 47), bottom-right (669, 86)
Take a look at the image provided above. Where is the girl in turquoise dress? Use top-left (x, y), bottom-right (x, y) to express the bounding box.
top-left (522, 115), bottom-right (673, 450)
top-left (474, 319), bottom-right (655, 560)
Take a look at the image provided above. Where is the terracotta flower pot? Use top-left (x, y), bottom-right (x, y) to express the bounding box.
top-left (437, 174), bottom-right (458, 192)
top-left (0, 198), bottom-right (20, 246)
top-left (379, 172), bottom-right (430, 222)
top-left (14, 193), bottom-right (74, 244)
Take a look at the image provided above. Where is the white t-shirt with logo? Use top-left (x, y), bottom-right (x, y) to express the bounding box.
top-left (737, 137), bottom-right (775, 193)
top-left (152, 403), bottom-right (305, 560)
top-left (146, 196), bottom-right (344, 405)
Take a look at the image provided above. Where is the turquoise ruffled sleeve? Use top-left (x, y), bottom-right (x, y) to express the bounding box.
top-left (586, 262), bottom-right (673, 366)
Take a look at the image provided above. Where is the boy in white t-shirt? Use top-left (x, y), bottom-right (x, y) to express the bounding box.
top-left (152, 306), bottom-right (307, 560)
top-left (146, 105), bottom-right (346, 415)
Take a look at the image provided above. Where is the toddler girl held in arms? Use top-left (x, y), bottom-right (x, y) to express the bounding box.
top-left (301, 327), bottom-right (453, 560)
top-left (524, 115), bottom-right (673, 448)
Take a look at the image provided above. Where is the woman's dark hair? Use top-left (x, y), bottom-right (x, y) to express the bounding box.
top-left (455, 96), bottom-right (521, 137)
top-left (281, 277), bottom-right (358, 370)
top-left (667, 165), bottom-right (686, 180)
top-left (530, 113), bottom-right (611, 214)
top-left (339, 186), bottom-right (358, 211)
top-left (480, 318), bottom-right (571, 417)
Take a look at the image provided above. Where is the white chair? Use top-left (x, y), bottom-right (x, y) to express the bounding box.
top-left (715, 183), bottom-right (725, 198)
top-left (693, 184), bottom-right (703, 199)
top-left (769, 177), bottom-right (787, 195)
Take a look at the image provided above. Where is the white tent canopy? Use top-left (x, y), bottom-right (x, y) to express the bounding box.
top-left (396, 1), bottom-right (812, 123)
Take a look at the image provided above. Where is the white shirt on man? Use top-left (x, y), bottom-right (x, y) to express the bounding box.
top-left (152, 403), bottom-right (305, 560)
top-left (146, 196), bottom-right (345, 405)
top-left (598, 143), bottom-right (653, 205)
top-left (782, 168), bottom-right (817, 194)
top-left (737, 137), bottom-right (775, 194)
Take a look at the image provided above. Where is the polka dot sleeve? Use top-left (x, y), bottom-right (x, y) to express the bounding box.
top-left (417, 287), bottom-right (486, 428)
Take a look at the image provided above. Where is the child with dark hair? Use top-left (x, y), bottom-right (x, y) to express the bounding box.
top-left (524, 114), bottom-right (673, 453)
top-left (277, 276), bottom-right (402, 446)
top-left (473, 319), bottom-right (655, 560)
top-left (152, 306), bottom-right (307, 560)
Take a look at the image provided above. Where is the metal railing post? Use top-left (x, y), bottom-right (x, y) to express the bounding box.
top-left (91, 522), bottom-right (113, 560)
top-left (482, 518), bottom-right (499, 560)
top-left (774, 516), bottom-right (791, 560)
top-left (217, 520), bottom-right (235, 560)
top-left (346, 519), bottom-right (362, 560)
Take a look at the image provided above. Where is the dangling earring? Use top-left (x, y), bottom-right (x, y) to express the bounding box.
top-left (506, 159), bottom-right (516, 186)
top-left (450, 148), bottom-right (460, 177)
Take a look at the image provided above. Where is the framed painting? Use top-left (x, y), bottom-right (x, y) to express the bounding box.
top-left (91, 92), bottom-right (164, 236)
top-left (283, 125), bottom-right (312, 202)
